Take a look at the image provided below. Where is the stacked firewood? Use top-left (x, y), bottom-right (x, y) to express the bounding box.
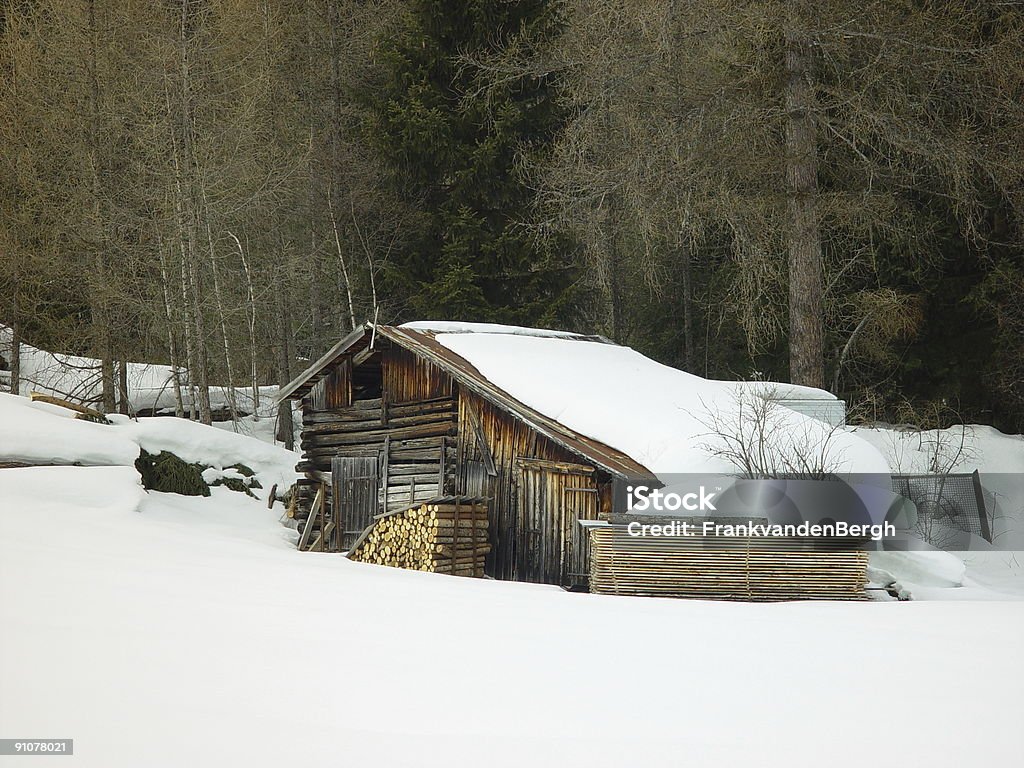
top-left (349, 501), bottom-right (489, 577)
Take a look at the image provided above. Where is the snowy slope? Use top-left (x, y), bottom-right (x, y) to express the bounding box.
top-left (1, 471), bottom-right (1022, 768)
top-left (431, 330), bottom-right (888, 475)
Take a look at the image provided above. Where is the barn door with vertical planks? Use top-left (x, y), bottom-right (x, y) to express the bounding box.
top-left (331, 455), bottom-right (379, 552)
top-left (560, 474), bottom-right (600, 589)
top-left (515, 459), bottom-right (599, 587)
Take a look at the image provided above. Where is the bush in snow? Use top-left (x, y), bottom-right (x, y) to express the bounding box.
top-left (135, 450), bottom-right (211, 497)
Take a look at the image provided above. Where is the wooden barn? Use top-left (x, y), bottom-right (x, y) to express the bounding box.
top-left (278, 322), bottom-right (654, 588)
top-left (278, 322), bottom-right (874, 599)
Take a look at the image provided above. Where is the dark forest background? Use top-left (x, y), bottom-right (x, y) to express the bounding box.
top-left (1, 1), bottom-right (1022, 432)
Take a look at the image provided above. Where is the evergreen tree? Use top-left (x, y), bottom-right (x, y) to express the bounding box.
top-left (368, 0), bottom-right (575, 324)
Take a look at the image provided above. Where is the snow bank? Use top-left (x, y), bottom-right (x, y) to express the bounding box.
top-left (854, 423), bottom-right (1024, 475)
top-left (0, 392), bottom-right (140, 466)
top-left (435, 332), bottom-right (888, 476)
top-left (0, 465), bottom-right (145, 515)
top-left (871, 550), bottom-right (968, 589)
top-left (859, 423), bottom-right (1024, 597)
top-left (856, 423), bottom-right (1024, 547)
top-left (0, 393), bottom-right (298, 496)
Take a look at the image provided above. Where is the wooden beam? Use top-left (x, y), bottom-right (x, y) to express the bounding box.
top-left (29, 391), bottom-right (111, 424)
top-left (467, 405), bottom-right (497, 477)
top-left (297, 485), bottom-right (325, 551)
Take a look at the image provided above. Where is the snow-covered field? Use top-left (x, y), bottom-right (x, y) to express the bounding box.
top-left (2, 468), bottom-right (1023, 767)
top-left (1, 387), bottom-right (1023, 765)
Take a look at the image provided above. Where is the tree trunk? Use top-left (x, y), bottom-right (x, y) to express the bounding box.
top-left (117, 358), bottom-right (129, 414)
top-left (607, 233), bottom-right (621, 342)
top-left (274, 275), bottom-right (295, 450)
top-left (87, 0), bottom-right (116, 412)
top-left (202, 185), bottom-right (238, 425)
top-left (784, 19), bottom-right (824, 389)
top-left (185, 218), bottom-right (212, 424)
top-left (178, 0), bottom-right (211, 424)
top-left (680, 240), bottom-right (695, 371)
top-left (328, 188), bottom-right (358, 332)
top-left (230, 230), bottom-right (260, 418)
top-left (158, 242), bottom-right (186, 418)
top-left (178, 248), bottom-right (197, 420)
top-left (9, 309), bottom-right (20, 395)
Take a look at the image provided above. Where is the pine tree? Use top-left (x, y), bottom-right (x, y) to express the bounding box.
top-left (368, 0), bottom-right (575, 324)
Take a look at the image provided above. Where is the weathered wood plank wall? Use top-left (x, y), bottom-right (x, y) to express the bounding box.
top-left (455, 391), bottom-right (612, 581)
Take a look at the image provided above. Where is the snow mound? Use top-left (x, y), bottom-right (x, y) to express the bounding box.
top-left (108, 415), bottom-right (297, 492)
top-left (870, 550), bottom-right (967, 590)
top-left (0, 465), bottom-right (146, 515)
top-left (0, 392), bottom-right (140, 466)
top-left (0, 393), bottom-right (298, 497)
top-left (434, 333), bottom-right (889, 476)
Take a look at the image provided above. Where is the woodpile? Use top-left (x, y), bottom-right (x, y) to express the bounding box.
top-left (348, 499), bottom-right (489, 577)
top-left (589, 526), bottom-right (869, 601)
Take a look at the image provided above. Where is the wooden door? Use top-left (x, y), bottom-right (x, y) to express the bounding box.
top-left (331, 455), bottom-right (379, 551)
top-left (515, 459), bottom-right (600, 587)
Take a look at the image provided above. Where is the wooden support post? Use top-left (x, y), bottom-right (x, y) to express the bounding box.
top-left (297, 485), bottom-right (325, 551)
top-left (381, 435), bottom-right (390, 514)
top-left (318, 481), bottom-right (327, 552)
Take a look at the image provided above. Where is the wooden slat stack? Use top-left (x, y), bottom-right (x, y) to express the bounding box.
top-left (589, 526), bottom-right (869, 601)
top-left (348, 500), bottom-right (489, 577)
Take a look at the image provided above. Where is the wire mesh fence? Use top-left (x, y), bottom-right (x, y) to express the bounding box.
top-left (890, 471), bottom-right (991, 545)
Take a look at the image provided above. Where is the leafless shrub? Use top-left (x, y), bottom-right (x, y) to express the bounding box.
top-left (694, 386), bottom-right (850, 478)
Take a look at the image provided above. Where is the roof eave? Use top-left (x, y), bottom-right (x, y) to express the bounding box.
top-left (275, 324), bottom-right (372, 403)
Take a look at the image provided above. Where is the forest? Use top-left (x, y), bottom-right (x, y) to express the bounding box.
top-left (1, 0), bottom-right (1022, 434)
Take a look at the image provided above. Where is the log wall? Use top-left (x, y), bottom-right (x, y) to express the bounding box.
top-left (294, 346), bottom-right (457, 530)
top-left (383, 346), bottom-right (453, 404)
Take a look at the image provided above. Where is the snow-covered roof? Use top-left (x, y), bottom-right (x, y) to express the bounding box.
top-left (399, 321), bottom-right (601, 340)
top-left (279, 323), bottom-right (889, 478)
top-left (0, 324), bottom-right (272, 415)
